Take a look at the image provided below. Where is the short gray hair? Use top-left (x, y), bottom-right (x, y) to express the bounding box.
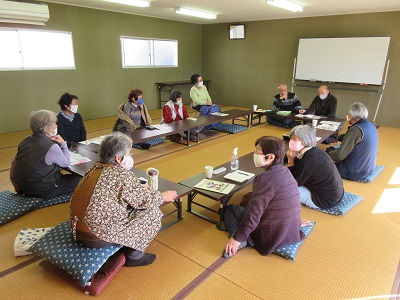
top-left (348, 102), bottom-right (368, 119)
top-left (99, 132), bottom-right (132, 164)
top-left (289, 125), bottom-right (317, 147)
top-left (28, 110), bottom-right (57, 133)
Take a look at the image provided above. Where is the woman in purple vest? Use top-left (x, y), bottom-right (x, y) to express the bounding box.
top-left (10, 110), bottom-right (80, 199)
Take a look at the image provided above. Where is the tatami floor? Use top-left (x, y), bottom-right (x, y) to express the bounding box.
top-left (1, 106), bottom-right (399, 299)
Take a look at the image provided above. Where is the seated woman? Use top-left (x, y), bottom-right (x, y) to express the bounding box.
top-left (286, 125), bottom-right (344, 209)
top-left (326, 102), bottom-right (378, 180)
top-left (190, 74), bottom-right (221, 130)
top-left (10, 110), bottom-right (80, 199)
top-left (69, 132), bottom-right (177, 266)
top-left (57, 92), bottom-right (87, 148)
top-left (223, 136), bottom-right (310, 258)
top-left (162, 90), bottom-right (189, 123)
top-left (113, 88), bottom-right (153, 132)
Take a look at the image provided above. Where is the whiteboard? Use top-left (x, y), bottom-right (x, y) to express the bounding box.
top-left (295, 37), bottom-right (390, 85)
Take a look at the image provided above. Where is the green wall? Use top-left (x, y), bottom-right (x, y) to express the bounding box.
top-left (1, 6), bottom-right (400, 133)
top-left (0, 3), bottom-right (202, 133)
top-left (202, 11), bottom-right (400, 128)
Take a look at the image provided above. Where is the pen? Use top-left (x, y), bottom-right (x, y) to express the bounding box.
top-left (237, 171), bottom-right (249, 176)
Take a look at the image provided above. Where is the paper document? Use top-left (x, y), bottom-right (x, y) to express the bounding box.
top-left (187, 117), bottom-right (197, 121)
top-left (316, 124), bottom-right (338, 131)
top-left (224, 170), bottom-right (255, 183)
top-left (14, 227), bottom-right (52, 256)
top-left (276, 111), bottom-right (291, 116)
top-left (194, 179), bottom-right (235, 194)
top-left (255, 109), bottom-right (268, 113)
top-left (69, 151), bottom-right (91, 165)
top-left (320, 121), bottom-right (342, 126)
top-left (295, 114), bottom-right (321, 120)
top-left (210, 112), bottom-right (229, 116)
top-left (80, 135), bottom-right (106, 145)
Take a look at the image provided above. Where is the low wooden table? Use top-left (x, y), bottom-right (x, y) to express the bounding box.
top-left (67, 146), bottom-right (192, 231)
top-left (178, 152), bottom-right (263, 229)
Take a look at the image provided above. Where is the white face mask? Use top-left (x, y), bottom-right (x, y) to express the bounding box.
top-left (289, 140), bottom-right (304, 152)
top-left (49, 128), bottom-right (57, 137)
top-left (253, 153), bottom-right (269, 168)
top-left (120, 155), bottom-right (134, 170)
top-left (70, 105), bottom-right (78, 114)
top-left (197, 81), bottom-right (204, 87)
top-left (346, 114), bottom-right (352, 122)
top-left (177, 99), bottom-right (182, 106)
top-left (319, 93), bottom-right (327, 100)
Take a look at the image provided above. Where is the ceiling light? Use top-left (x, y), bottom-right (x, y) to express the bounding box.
top-left (174, 8), bottom-right (217, 19)
top-left (266, 0), bottom-right (303, 12)
top-left (102, 0), bottom-right (150, 8)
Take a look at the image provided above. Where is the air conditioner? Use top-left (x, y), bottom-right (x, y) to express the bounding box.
top-left (0, 1), bottom-right (49, 26)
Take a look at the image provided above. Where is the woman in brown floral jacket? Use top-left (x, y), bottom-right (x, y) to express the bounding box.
top-left (70, 132), bottom-right (177, 266)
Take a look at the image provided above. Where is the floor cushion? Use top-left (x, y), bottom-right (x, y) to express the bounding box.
top-left (133, 137), bottom-right (165, 149)
top-left (273, 222), bottom-right (316, 261)
top-left (304, 192), bottom-right (363, 215)
top-left (0, 191), bottom-right (41, 225)
top-left (212, 123), bottom-right (248, 134)
top-left (29, 221), bottom-right (122, 286)
top-left (39, 250), bottom-right (126, 296)
top-left (353, 165), bottom-right (384, 183)
top-left (34, 192), bottom-right (73, 209)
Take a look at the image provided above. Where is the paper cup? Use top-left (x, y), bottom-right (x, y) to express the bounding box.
top-left (253, 105), bottom-right (258, 112)
top-left (205, 166), bottom-right (214, 179)
top-left (312, 119), bottom-right (318, 127)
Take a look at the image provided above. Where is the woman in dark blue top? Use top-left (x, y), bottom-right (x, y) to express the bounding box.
top-left (57, 92), bottom-right (86, 148)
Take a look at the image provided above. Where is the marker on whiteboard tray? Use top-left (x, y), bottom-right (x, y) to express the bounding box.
top-left (309, 78), bottom-right (316, 82)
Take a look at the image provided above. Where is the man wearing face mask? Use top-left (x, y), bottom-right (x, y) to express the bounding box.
top-left (70, 132), bottom-right (177, 267)
top-left (222, 136), bottom-right (311, 258)
top-left (57, 92), bottom-right (87, 148)
top-left (113, 88), bottom-right (153, 133)
top-left (326, 102), bottom-right (378, 180)
top-left (11, 110), bottom-right (81, 199)
top-left (286, 125), bottom-right (344, 209)
top-left (299, 85), bottom-right (337, 118)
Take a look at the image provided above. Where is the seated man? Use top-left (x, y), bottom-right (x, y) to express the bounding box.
top-left (326, 102), bottom-right (378, 180)
top-left (299, 85), bottom-right (342, 144)
top-left (267, 84), bottom-right (302, 129)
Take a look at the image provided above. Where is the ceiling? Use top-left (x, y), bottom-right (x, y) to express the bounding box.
top-left (40, 0), bottom-right (400, 24)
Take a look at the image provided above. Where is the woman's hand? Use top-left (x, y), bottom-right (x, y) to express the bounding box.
top-left (51, 135), bottom-right (65, 145)
top-left (206, 101), bottom-right (212, 105)
top-left (301, 219), bottom-right (313, 227)
top-left (225, 237), bottom-right (241, 257)
top-left (286, 149), bottom-right (296, 165)
top-left (299, 109), bottom-right (306, 114)
top-left (162, 190), bottom-right (177, 203)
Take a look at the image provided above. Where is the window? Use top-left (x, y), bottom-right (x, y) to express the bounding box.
top-left (121, 37), bottom-right (177, 68)
top-left (0, 29), bottom-right (75, 70)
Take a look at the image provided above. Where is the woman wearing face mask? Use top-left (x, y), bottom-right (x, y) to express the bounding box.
top-left (286, 125), bottom-right (344, 209)
top-left (10, 110), bottom-right (81, 199)
top-left (162, 90), bottom-right (189, 123)
top-left (57, 92), bottom-right (87, 148)
top-left (113, 88), bottom-right (153, 133)
top-left (222, 136), bottom-right (310, 258)
top-left (70, 132), bottom-right (177, 267)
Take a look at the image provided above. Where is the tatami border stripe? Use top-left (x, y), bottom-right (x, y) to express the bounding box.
top-left (390, 259), bottom-right (400, 300)
top-left (0, 256), bottom-right (42, 278)
top-left (171, 257), bottom-right (227, 300)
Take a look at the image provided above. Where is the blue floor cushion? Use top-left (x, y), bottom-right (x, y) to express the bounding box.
top-left (212, 123), bottom-right (248, 134)
top-left (133, 137), bottom-right (165, 149)
top-left (29, 221), bottom-right (122, 286)
top-left (304, 192), bottom-right (363, 216)
top-left (274, 222), bottom-right (316, 261)
top-left (0, 191), bottom-right (41, 225)
top-left (35, 192), bottom-right (73, 209)
top-left (0, 191), bottom-right (73, 226)
top-left (354, 166), bottom-right (384, 183)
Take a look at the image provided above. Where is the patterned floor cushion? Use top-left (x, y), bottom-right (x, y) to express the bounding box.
top-left (212, 123), bottom-right (248, 134)
top-left (304, 192), bottom-right (363, 215)
top-left (39, 250), bottom-right (126, 296)
top-left (273, 222), bottom-right (315, 261)
top-left (354, 166), bottom-right (384, 183)
top-left (35, 192), bottom-right (73, 209)
top-left (0, 191), bottom-right (41, 225)
top-left (29, 221), bottom-right (122, 286)
top-left (133, 138), bottom-right (165, 149)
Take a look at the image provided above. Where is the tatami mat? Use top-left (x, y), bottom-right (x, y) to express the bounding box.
top-left (0, 108), bottom-right (399, 299)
